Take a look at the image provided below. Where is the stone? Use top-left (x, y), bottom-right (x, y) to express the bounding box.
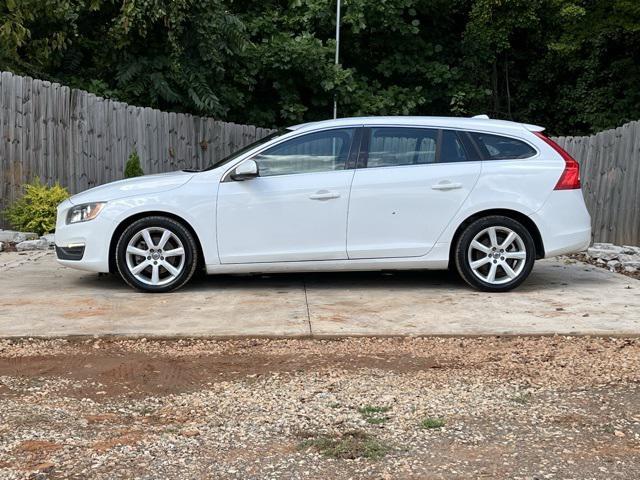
top-left (622, 245), bottom-right (640, 255)
top-left (587, 247), bottom-right (622, 261)
top-left (607, 260), bottom-right (620, 271)
top-left (0, 241), bottom-right (4, 252)
top-left (621, 261), bottom-right (640, 270)
top-left (15, 238), bottom-right (50, 251)
top-left (41, 233), bottom-right (55, 246)
top-left (0, 230), bottom-right (38, 243)
top-left (591, 242), bottom-right (618, 250)
top-left (617, 253), bottom-right (640, 262)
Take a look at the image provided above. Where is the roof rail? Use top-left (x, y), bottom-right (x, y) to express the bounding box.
top-left (471, 114), bottom-right (490, 119)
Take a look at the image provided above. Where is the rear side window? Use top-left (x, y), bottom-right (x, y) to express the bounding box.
top-left (468, 132), bottom-right (536, 160)
top-left (440, 130), bottom-right (468, 163)
top-left (366, 127), bottom-right (437, 167)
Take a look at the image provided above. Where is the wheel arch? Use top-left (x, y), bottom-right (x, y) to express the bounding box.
top-left (448, 208), bottom-right (545, 267)
top-left (108, 211), bottom-right (205, 274)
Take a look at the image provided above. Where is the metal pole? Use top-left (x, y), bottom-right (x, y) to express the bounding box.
top-left (333, 0), bottom-right (341, 119)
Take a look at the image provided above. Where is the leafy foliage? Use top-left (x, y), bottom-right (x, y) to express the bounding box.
top-left (1, 0), bottom-right (639, 135)
top-left (124, 150), bottom-right (144, 178)
top-left (4, 178), bottom-right (70, 235)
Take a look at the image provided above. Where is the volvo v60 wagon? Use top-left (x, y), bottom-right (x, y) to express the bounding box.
top-left (55, 116), bottom-right (591, 293)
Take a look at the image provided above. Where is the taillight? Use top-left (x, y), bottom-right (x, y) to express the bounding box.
top-left (534, 132), bottom-right (581, 190)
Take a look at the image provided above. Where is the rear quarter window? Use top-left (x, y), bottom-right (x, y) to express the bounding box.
top-left (468, 132), bottom-right (536, 160)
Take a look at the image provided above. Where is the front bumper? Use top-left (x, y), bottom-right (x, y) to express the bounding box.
top-left (54, 200), bottom-right (113, 273)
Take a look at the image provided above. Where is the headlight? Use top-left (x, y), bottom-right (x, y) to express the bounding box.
top-left (66, 202), bottom-right (106, 224)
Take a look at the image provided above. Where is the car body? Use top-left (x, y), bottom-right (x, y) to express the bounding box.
top-left (55, 116), bottom-right (591, 292)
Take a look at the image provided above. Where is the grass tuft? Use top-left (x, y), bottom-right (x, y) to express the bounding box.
top-left (420, 417), bottom-right (445, 429)
top-left (358, 405), bottom-right (391, 424)
top-left (298, 430), bottom-right (390, 460)
top-left (511, 392), bottom-right (532, 405)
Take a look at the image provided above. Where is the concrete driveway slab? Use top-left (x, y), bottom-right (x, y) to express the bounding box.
top-left (0, 252), bottom-right (638, 337)
top-left (0, 252), bottom-right (310, 337)
top-left (306, 260), bottom-right (640, 335)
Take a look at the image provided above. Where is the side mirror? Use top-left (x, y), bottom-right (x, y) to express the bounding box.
top-left (230, 159), bottom-right (259, 181)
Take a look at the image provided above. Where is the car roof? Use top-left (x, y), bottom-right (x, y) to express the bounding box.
top-left (289, 116), bottom-right (544, 134)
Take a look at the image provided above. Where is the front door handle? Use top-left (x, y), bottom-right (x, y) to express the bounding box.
top-left (309, 190), bottom-right (341, 200)
top-left (431, 181), bottom-right (463, 191)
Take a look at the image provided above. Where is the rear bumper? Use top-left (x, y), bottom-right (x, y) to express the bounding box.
top-left (530, 189), bottom-right (591, 258)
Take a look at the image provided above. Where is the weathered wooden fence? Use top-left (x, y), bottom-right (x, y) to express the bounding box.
top-left (554, 121), bottom-right (640, 245)
top-left (1, 71), bottom-right (640, 245)
top-left (0, 71), bottom-right (273, 221)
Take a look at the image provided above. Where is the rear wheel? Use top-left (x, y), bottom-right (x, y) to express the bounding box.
top-left (454, 215), bottom-right (535, 292)
top-left (115, 216), bottom-right (198, 293)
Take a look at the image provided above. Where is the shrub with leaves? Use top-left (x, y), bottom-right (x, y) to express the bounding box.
top-left (4, 179), bottom-right (70, 235)
top-left (124, 150), bottom-right (144, 178)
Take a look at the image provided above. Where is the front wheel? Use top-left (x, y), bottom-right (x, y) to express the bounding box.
top-left (115, 216), bottom-right (199, 293)
top-left (454, 216), bottom-right (535, 292)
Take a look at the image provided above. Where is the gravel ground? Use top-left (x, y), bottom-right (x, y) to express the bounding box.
top-left (1, 336), bottom-right (639, 479)
top-left (564, 253), bottom-right (640, 280)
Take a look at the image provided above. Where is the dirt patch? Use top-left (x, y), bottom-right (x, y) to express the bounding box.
top-left (0, 344), bottom-right (441, 399)
top-left (1, 242), bottom-right (18, 253)
top-left (11, 440), bottom-right (62, 474)
top-left (1, 337), bottom-right (639, 399)
top-left (91, 430), bottom-right (145, 452)
top-left (14, 440), bottom-right (62, 454)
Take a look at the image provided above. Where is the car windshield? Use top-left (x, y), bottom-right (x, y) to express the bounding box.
top-left (190, 129), bottom-right (290, 172)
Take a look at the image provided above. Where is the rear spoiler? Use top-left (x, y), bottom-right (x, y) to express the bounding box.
top-left (471, 114), bottom-right (544, 132)
top-left (522, 123), bottom-right (545, 132)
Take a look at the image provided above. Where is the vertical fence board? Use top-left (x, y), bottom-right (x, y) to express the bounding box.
top-left (11, 75), bottom-right (22, 207)
top-left (628, 122), bottom-right (640, 245)
top-left (21, 76), bottom-right (33, 184)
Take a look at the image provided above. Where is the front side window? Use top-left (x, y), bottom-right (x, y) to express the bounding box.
top-left (468, 132), bottom-right (536, 160)
top-left (203, 130), bottom-right (288, 171)
top-left (252, 128), bottom-right (355, 177)
top-left (366, 127), bottom-right (438, 168)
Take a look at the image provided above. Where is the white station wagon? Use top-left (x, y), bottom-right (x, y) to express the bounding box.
top-left (55, 116), bottom-right (591, 293)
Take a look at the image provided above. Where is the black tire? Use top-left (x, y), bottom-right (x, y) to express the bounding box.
top-left (115, 216), bottom-right (199, 293)
top-left (454, 215), bottom-right (536, 292)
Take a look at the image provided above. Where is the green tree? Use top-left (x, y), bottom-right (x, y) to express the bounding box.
top-left (1, 0), bottom-right (639, 135)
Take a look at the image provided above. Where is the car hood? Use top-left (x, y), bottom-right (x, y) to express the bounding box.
top-left (69, 171), bottom-right (195, 205)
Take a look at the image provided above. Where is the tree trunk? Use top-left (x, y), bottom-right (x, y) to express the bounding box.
top-left (492, 57), bottom-right (500, 115)
top-left (505, 54), bottom-right (512, 119)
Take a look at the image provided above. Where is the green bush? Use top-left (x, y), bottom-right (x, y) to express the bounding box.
top-left (4, 178), bottom-right (70, 235)
top-left (124, 150), bottom-right (144, 178)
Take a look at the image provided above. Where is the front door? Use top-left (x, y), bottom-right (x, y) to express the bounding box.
top-left (217, 128), bottom-right (358, 263)
top-left (347, 127), bottom-right (481, 259)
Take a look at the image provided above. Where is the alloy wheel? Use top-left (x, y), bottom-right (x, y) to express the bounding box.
top-left (125, 227), bottom-right (186, 286)
top-left (467, 226), bottom-right (527, 285)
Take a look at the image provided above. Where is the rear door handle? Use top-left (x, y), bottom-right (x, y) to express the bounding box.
top-left (309, 190), bottom-right (341, 200)
top-left (431, 181), bottom-right (463, 191)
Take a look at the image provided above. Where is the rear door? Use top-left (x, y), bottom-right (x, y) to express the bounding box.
top-left (346, 127), bottom-right (481, 259)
